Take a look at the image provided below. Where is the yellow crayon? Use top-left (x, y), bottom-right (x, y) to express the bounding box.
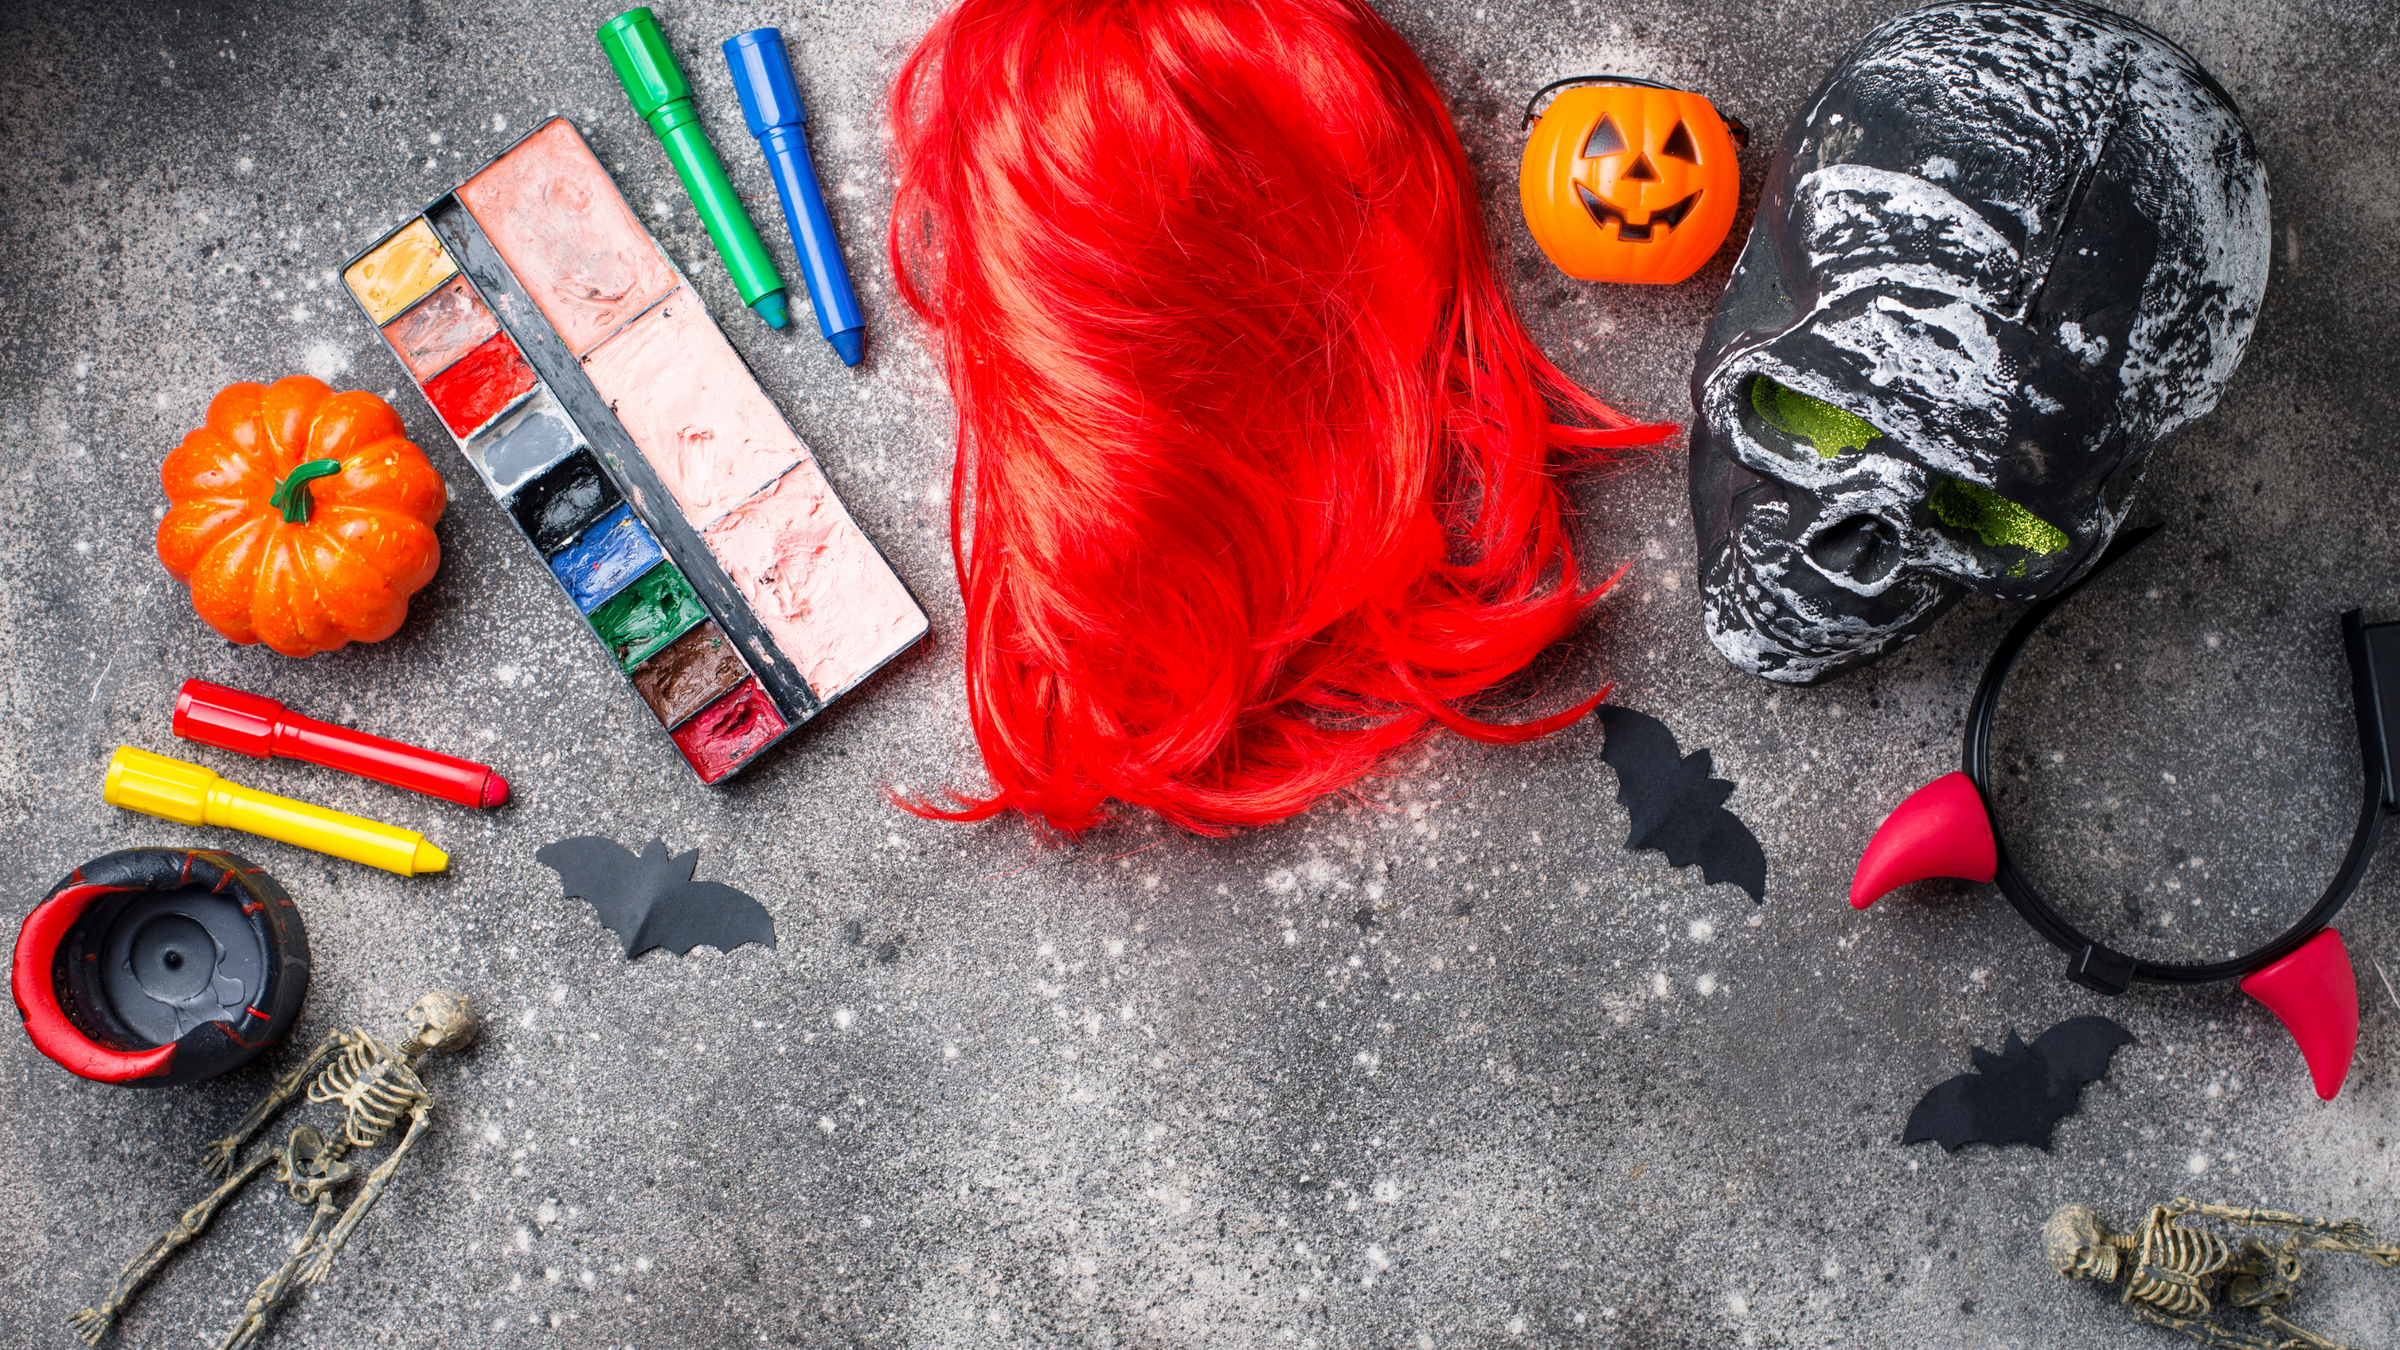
top-left (104, 746), bottom-right (449, 876)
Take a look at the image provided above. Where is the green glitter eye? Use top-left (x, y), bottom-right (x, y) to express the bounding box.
top-left (1749, 377), bottom-right (1883, 459)
top-left (1927, 479), bottom-right (2069, 556)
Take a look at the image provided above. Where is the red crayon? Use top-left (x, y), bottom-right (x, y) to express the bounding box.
top-left (173, 679), bottom-right (512, 809)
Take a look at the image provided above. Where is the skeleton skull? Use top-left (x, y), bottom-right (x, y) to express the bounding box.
top-left (1689, 0), bottom-right (2269, 682)
top-left (2043, 1204), bottom-right (2122, 1283)
top-left (402, 991), bottom-right (480, 1059)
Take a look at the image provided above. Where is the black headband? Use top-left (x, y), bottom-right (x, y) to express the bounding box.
top-left (1961, 525), bottom-right (2400, 994)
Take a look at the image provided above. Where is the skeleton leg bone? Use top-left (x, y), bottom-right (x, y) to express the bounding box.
top-left (2255, 1305), bottom-right (2355, 1350)
top-left (214, 1195), bottom-right (340, 1350)
top-left (67, 1146), bottom-right (280, 1345)
top-left (2131, 1305), bottom-right (2306, 1350)
top-left (299, 1104), bottom-right (432, 1287)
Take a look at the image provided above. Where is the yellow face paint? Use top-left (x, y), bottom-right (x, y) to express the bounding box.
top-left (345, 219), bottom-right (459, 325)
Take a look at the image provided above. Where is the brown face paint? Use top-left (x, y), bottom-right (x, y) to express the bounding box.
top-left (631, 621), bottom-right (750, 728)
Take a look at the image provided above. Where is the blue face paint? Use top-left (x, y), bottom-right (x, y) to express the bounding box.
top-left (549, 503), bottom-right (666, 611)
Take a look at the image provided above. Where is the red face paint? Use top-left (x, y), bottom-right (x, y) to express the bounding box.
top-left (670, 679), bottom-right (788, 784)
top-left (422, 329), bottom-right (537, 436)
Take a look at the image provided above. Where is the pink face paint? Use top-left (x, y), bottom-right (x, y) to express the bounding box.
top-left (382, 277), bottom-right (500, 383)
top-left (577, 290), bottom-right (804, 528)
top-left (701, 465), bottom-right (929, 699)
top-left (351, 117), bottom-right (927, 786)
top-left (456, 118), bottom-right (679, 356)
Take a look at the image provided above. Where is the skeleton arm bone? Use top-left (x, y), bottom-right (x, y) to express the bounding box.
top-left (203, 1031), bottom-right (353, 1177)
top-left (298, 1101), bottom-right (433, 1287)
top-left (2170, 1200), bottom-right (2373, 1243)
top-left (2169, 1200), bottom-right (2399, 1265)
top-left (2295, 1238), bottom-right (2400, 1267)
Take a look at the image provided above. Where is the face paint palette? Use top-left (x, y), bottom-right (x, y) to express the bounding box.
top-left (342, 117), bottom-right (927, 784)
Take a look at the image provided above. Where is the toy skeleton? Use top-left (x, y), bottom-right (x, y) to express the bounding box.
top-left (68, 992), bottom-right (478, 1350)
top-left (2046, 1198), bottom-right (2400, 1349)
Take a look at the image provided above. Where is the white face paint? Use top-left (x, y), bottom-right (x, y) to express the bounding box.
top-left (1688, 0), bottom-right (2271, 684)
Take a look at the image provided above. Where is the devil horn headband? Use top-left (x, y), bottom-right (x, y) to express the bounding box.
top-left (1849, 526), bottom-right (2400, 1098)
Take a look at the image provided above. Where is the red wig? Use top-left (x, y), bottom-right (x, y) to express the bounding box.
top-left (888, 0), bottom-right (1671, 835)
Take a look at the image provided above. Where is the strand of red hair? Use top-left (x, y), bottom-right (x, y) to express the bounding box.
top-left (887, 0), bottom-right (1673, 835)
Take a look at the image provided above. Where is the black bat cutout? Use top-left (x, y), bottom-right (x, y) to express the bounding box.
top-left (1905, 1016), bottom-right (2135, 1153)
top-left (1597, 705), bottom-right (1766, 902)
top-left (534, 836), bottom-right (777, 959)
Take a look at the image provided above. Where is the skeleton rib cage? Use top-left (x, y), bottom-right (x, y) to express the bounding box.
top-left (2129, 1215), bottom-right (2236, 1317)
top-left (307, 1030), bottom-right (431, 1150)
top-left (2048, 1196), bottom-right (2400, 1350)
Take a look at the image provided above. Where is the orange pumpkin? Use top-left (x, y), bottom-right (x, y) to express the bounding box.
top-left (1519, 78), bottom-right (1744, 285)
top-left (158, 376), bottom-right (447, 657)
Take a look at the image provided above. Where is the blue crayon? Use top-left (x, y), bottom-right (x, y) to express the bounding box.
top-left (723, 28), bottom-right (866, 367)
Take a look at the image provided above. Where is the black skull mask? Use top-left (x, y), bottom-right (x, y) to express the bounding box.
top-left (1689, 0), bottom-right (2269, 683)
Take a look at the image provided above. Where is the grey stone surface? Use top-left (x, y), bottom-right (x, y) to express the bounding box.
top-left (1, 0), bottom-right (2395, 1346)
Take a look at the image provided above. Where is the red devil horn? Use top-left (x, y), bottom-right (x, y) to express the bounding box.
top-left (1849, 772), bottom-right (1999, 909)
top-left (2240, 929), bottom-right (2358, 1102)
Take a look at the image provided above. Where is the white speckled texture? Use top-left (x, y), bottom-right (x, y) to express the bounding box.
top-left (1, 0), bottom-right (2395, 1347)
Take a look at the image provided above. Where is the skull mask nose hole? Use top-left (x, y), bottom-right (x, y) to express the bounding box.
top-left (1808, 515), bottom-right (1901, 585)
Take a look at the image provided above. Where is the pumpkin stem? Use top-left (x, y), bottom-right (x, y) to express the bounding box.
top-left (269, 459), bottom-right (345, 524)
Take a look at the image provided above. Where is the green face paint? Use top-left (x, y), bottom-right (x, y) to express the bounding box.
top-left (1927, 479), bottom-right (2069, 556)
top-left (590, 561), bottom-right (708, 668)
top-left (1750, 377), bottom-right (1882, 459)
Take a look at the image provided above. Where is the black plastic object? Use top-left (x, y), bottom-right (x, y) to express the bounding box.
top-left (534, 836), bottom-right (776, 958)
top-left (1519, 73), bottom-right (1748, 145)
top-left (1686, 0), bottom-right (2271, 684)
top-left (1962, 526), bottom-right (2397, 994)
top-left (1904, 1016), bottom-right (2134, 1152)
top-left (16, 849), bottom-right (309, 1086)
top-left (1597, 705), bottom-right (1767, 902)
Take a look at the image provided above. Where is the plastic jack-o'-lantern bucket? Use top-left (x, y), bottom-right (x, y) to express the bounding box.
top-left (1520, 75), bottom-right (1746, 284)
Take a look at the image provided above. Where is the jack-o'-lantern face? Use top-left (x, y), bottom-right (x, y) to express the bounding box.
top-left (1520, 82), bottom-right (1743, 284)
